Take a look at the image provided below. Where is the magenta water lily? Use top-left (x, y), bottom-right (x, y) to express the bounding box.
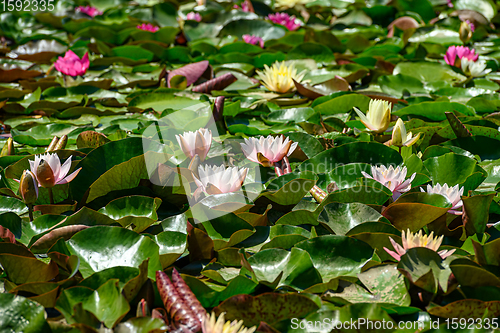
top-left (54, 50), bottom-right (90, 77)
top-left (268, 13), bottom-right (302, 31)
top-left (243, 34), bottom-right (264, 48)
top-left (76, 5), bottom-right (102, 17)
top-left (137, 23), bottom-right (160, 32)
top-left (444, 46), bottom-right (478, 67)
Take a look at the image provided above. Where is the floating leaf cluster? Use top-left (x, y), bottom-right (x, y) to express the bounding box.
top-left (2, 0), bottom-right (500, 331)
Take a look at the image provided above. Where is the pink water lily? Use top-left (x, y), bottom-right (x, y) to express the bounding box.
top-left (29, 153), bottom-right (82, 188)
top-left (362, 165), bottom-right (415, 201)
top-left (76, 6), bottom-right (102, 17)
top-left (186, 12), bottom-right (202, 22)
top-left (268, 13), bottom-right (302, 31)
top-left (384, 229), bottom-right (456, 261)
top-left (240, 135), bottom-right (298, 167)
top-left (137, 23), bottom-right (160, 32)
top-left (175, 128), bottom-right (212, 162)
top-left (54, 50), bottom-right (90, 77)
top-left (194, 165), bottom-right (248, 195)
top-left (421, 183), bottom-right (464, 215)
top-left (444, 46), bottom-right (478, 67)
top-left (233, 1), bottom-right (251, 12)
top-left (243, 34), bottom-right (264, 48)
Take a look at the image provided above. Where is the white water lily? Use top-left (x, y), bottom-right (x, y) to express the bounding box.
top-left (202, 312), bottom-right (256, 333)
top-left (384, 229), bottom-right (456, 261)
top-left (175, 128), bottom-right (212, 161)
top-left (29, 153), bottom-right (81, 188)
top-left (461, 58), bottom-right (491, 77)
top-left (194, 164), bottom-right (248, 195)
top-left (256, 61), bottom-right (307, 93)
top-left (354, 99), bottom-right (392, 134)
top-left (391, 118), bottom-right (421, 147)
top-left (240, 135), bottom-right (298, 167)
top-left (421, 183), bottom-right (464, 215)
top-left (362, 165), bottom-right (416, 200)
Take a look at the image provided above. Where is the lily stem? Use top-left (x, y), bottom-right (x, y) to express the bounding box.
top-left (28, 204), bottom-right (34, 222)
top-left (398, 147), bottom-right (402, 155)
top-left (48, 188), bottom-right (54, 205)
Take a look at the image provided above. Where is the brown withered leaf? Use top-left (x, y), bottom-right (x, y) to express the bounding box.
top-left (192, 73), bottom-right (237, 94)
top-left (0, 225), bottom-right (16, 243)
top-left (168, 61), bottom-right (212, 88)
top-left (387, 16), bottom-right (420, 37)
top-left (451, 9), bottom-right (489, 26)
top-left (30, 225), bottom-right (89, 252)
top-left (358, 91), bottom-right (407, 105)
top-left (0, 68), bottom-right (42, 83)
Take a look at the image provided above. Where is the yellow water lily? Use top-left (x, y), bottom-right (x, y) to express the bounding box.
top-left (354, 99), bottom-right (391, 133)
top-left (202, 312), bottom-right (256, 333)
top-left (391, 118), bottom-right (421, 147)
top-left (256, 61), bottom-right (306, 94)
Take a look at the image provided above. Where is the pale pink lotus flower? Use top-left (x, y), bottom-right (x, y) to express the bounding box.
top-left (186, 12), bottom-right (202, 22)
top-left (421, 183), bottom-right (464, 215)
top-left (268, 13), bottom-right (302, 31)
top-left (29, 153), bottom-right (82, 188)
top-left (240, 135), bottom-right (298, 167)
top-left (384, 229), bottom-right (456, 261)
top-left (194, 165), bottom-right (248, 195)
top-left (76, 6), bottom-right (102, 17)
top-left (54, 50), bottom-right (90, 77)
top-left (175, 128), bottom-right (212, 162)
top-left (444, 45), bottom-right (478, 67)
top-left (137, 23), bottom-right (160, 32)
top-left (242, 34), bottom-right (264, 48)
top-left (361, 165), bottom-right (416, 201)
top-left (447, 0), bottom-right (453, 7)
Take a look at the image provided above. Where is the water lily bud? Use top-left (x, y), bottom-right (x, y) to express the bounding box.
top-left (391, 118), bottom-right (421, 147)
top-left (55, 135), bottom-right (68, 150)
top-left (391, 118), bottom-right (406, 147)
top-left (175, 129), bottom-right (212, 161)
top-left (459, 21), bottom-right (473, 45)
top-left (19, 170), bottom-right (38, 204)
top-left (36, 159), bottom-right (56, 188)
top-left (47, 136), bottom-right (59, 152)
top-left (0, 138), bottom-right (15, 156)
